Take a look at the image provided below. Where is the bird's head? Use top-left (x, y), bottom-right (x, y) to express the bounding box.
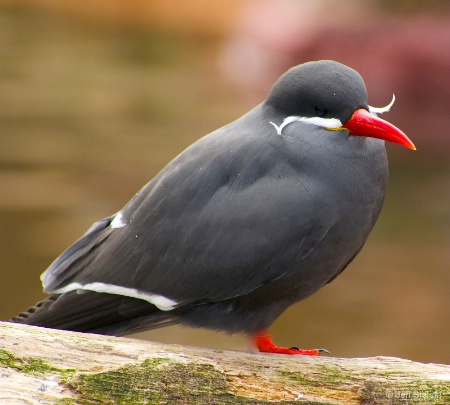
top-left (265, 60), bottom-right (415, 150)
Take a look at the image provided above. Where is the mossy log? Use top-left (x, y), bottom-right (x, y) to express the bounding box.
top-left (0, 322), bottom-right (449, 404)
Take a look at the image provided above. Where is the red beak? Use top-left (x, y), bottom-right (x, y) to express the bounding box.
top-left (342, 109), bottom-right (416, 150)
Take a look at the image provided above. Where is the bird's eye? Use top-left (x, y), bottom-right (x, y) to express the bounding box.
top-left (315, 106), bottom-right (328, 117)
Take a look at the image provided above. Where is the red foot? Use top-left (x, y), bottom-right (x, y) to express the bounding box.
top-left (253, 332), bottom-right (330, 356)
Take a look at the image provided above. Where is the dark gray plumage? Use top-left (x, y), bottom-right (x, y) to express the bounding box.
top-left (12, 61), bottom-right (413, 347)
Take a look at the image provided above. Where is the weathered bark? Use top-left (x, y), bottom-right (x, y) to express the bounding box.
top-left (0, 322), bottom-right (448, 404)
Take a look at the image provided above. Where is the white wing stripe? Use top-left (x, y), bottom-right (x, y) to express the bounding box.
top-left (53, 282), bottom-right (178, 311)
top-left (110, 212), bottom-right (127, 228)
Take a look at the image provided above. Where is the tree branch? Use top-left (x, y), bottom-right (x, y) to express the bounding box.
top-left (0, 322), bottom-right (449, 404)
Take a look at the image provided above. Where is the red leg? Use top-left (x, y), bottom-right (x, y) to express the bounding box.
top-left (253, 332), bottom-right (330, 356)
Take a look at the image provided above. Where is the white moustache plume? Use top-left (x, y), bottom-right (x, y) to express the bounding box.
top-left (369, 94), bottom-right (396, 115)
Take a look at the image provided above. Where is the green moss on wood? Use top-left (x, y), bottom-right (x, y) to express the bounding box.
top-left (278, 362), bottom-right (355, 392)
top-left (0, 348), bottom-right (75, 378)
top-left (67, 357), bottom-right (242, 404)
top-left (3, 345), bottom-right (447, 404)
top-left (358, 380), bottom-right (449, 405)
top-left (278, 361), bottom-right (449, 405)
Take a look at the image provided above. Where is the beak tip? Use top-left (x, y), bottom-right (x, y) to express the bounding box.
top-left (404, 140), bottom-right (417, 151)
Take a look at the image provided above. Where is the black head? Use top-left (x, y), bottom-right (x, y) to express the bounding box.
top-left (265, 60), bottom-right (369, 125)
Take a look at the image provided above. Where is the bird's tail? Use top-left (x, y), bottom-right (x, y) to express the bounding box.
top-left (10, 290), bottom-right (181, 336)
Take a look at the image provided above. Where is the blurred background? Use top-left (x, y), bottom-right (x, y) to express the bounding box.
top-left (1, 0), bottom-right (449, 364)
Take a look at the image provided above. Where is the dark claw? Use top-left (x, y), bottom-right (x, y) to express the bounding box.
top-left (289, 346), bottom-right (299, 351)
top-left (317, 348), bottom-right (332, 356)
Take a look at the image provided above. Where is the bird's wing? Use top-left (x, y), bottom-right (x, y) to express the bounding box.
top-left (41, 128), bottom-right (335, 309)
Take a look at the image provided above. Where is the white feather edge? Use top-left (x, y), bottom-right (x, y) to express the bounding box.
top-left (110, 211), bottom-right (127, 228)
top-left (368, 94), bottom-right (395, 114)
top-left (52, 282), bottom-right (178, 311)
top-left (270, 116), bottom-right (343, 135)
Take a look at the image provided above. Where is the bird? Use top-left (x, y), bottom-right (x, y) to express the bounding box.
top-left (11, 60), bottom-right (415, 356)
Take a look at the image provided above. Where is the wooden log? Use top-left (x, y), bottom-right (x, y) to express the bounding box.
top-left (0, 321), bottom-right (449, 404)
